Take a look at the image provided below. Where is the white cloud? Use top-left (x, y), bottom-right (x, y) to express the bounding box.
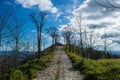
top-left (64, 16), bottom-right (72, 20)
top-left (31, 29), bottom-right (37, 33)
top-left (58, 24), bottom-right (67, 31)
top-left (72, 0), bottom-right (120, 35)
top-left (59, 0), bottom-right (120, 50)
top-left (15, 0), bottom-right (58, 13)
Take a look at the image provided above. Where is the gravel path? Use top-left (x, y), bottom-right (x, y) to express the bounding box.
top-left (33, 46), bottom-right (83, 80)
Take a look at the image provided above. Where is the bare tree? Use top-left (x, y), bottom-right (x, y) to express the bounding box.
top-left (8, 17), bottom-right (25, 66)
top-left (86, 25), bottom-right (99, 49)
top-left (0, 2), bottom-right (21, 73)
top-left (101, 28), bottom-right (112, 57)
top-left (30, 12), bottom-right (46, 58)
top-left (0, 5), bottom-right (13, 49)
top-left (46, 26), bottom-right (58, 45)
top-left (95, 0), bottom-right (120, 9)
top-left (62, 25), bottom-right (73, 52)
top-left (41, 35), bottom-right (48, 50)
top-left (23, 38), bottom-right (30, 52)
top-left (54, 32), bottom-right (60, 44)
top-left (32, 39), bottom-right (37, 53)
top-left (5, 37), bottom-right (11, 51)
top-left (82, 25), bottom-right (100, 58)
top-left (62, 33), bottom-right (67, 45)
top-left (74, 11), bottom-right (85, 57)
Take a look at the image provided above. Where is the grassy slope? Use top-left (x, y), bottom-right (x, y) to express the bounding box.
top-left (0, 46), bottom-right (55, 80)
top-left (66, 51), bottom-right (120, 80)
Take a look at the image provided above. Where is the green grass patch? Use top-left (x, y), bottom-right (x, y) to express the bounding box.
top-left (0, 46), bottom-right (55, 80)
top-left (66, 51), bottom-right (120, 80)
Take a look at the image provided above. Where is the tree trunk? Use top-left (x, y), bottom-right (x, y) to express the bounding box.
top-left (39, 28), bottom-right (42, 58)
top-left (14, 38), bottom-right (19, 66)
top-left (52, 38), bottom-right (54, 45)
top-left (37, 30), bottom-right (41, 58)
top-left (68, 39), bottom-right (71, 52)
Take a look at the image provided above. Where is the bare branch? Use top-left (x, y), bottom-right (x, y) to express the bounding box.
top-left (95, 0), bottom-right (120, 9)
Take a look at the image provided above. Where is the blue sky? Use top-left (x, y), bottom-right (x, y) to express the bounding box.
top-left (12, 0), bottom-right (82, 33)
top-left (1, 0), bottom-right (120, 51)
top-left (0, 0), bottom-right (84, 50)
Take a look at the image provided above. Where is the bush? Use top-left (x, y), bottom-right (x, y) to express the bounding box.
top-left (25, 68), bottom-right (36, 79)
top-left (20, 53), bottom-right (54, 79)
top-left (67, 52), bottom-right (81, 63)
top-left (0, 46), bottom-right (55, 80)
top-left (9, 70), bottom-right (27, 80)
top-left (0, 73), bottom-right (9, 80)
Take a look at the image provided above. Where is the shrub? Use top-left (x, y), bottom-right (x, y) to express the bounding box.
top-left (25, 68), bottom-right (36, 79)
top-left (0, 73), bottom-right (9, 80)
top-left (1, 46), bottom-right (55, 80)
top-left (9, 70), bottom-right (27, 80)
top-left (66, 51), bottom-right (120, 80)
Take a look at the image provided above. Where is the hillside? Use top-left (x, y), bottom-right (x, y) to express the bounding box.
top-left (0, 46), bottom-right (55, 80)
top-left (65, 47), bottom-right (120, 80)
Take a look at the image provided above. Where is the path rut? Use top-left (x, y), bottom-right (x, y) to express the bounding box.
top-left (33, 46), bottom-right (83, 80)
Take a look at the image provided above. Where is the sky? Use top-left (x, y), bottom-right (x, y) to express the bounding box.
top-left (1, 0), bottom-right (120, 51)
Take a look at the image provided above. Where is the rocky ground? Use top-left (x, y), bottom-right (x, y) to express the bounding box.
top-left (33, 46), bottom-right (83, 80)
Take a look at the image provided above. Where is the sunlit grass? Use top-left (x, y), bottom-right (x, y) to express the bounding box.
top-left (0, 46), bottom-right (55, 80)
top-left (66, 51), bottom-right (120, 80)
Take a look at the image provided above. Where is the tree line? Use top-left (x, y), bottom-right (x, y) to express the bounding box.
top-left (62, 0), bottom-right (120, 59)
top-left (0, 1), bottom-right (60, 75)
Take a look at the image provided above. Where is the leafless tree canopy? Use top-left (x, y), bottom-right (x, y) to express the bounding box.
top-left (46, 26), bottom-right (59, 45)
top-left (30, 12), bottom-right (46, 58)
top-left (95, 0), bottom-right (120, 9)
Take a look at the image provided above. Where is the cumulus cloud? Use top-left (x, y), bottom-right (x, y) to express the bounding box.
top-left (59, 0), bottom-right (120, 50)
top-left (15, 0), bottom-right (58, 13)
top-left (72, 0), bottom-right (120, 26)
top-left (31, 29), bottom-right (37, 33)
top-left (101, 32), bottom-right (120, 39)
top-left (113, 40), bottom-right (120, 44)
top-left (58, 24), bottom-right (67, 31)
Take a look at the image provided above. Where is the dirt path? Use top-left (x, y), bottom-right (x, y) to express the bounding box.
top-left (33, 46), bottom-right (83, 80)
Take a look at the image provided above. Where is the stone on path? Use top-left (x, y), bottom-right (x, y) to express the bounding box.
top-left (33, 46), bottom-right (83, 80)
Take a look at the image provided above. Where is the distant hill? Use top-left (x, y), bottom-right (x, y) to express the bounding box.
top-left (55, 43), bottom-right (63, 46)
top-left (111, 50), bottom-right (120, 55)
top-left (0, 51), bottom-right (36, 62)
top-left (0, 51), bottom-right (35, 55)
